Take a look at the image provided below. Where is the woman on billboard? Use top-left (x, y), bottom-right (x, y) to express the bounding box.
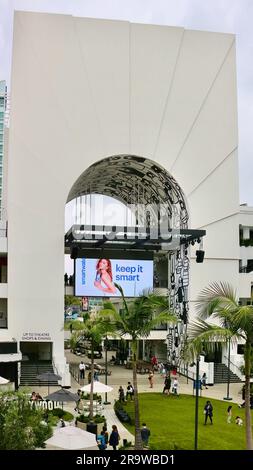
top-left (94, 258), bottom-right (117, 294)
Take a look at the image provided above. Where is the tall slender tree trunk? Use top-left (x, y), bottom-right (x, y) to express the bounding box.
top-left (132, 340), bottom-right (143, 450)
top-left (89, 340), bottom-right (94, 421)
top-left (244, 340), bottom-right (253, 450)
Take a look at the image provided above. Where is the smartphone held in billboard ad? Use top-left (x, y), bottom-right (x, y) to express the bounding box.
top-left (75, 258), bottom-right (153, 297)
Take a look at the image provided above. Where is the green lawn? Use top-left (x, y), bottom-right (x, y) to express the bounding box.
top-left (123, 393), bottom-right (252, 450)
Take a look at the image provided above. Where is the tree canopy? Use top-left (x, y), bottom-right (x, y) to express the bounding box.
top-left (0, 391), bottom-right (52, 450)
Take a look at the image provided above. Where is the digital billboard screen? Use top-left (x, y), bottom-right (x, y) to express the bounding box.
top-left (75, 258), bottom-right (153, 297)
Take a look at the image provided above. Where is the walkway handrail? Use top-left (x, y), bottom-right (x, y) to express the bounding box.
top-left (69, 362), bottom-right (81, 384)
top-left (52, 357), bottom-right (60, 376)
top-left (179, 365), bottom-right (195, 381)
top-left (223, 355), bottom-right (242, 376)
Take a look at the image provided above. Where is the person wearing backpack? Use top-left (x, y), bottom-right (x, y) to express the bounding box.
top-left (126, 382), bottom-right (134, 401)
top-left (97, 430), bottom-right (107, 450)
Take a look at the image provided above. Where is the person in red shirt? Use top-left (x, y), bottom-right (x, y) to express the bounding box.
top-left (151, 355), bottom-right (158, 371)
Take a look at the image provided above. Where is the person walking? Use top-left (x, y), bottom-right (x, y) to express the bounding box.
top-left (163, 375), bottom-right (171, 395)
top-left (148, 370), bottom-right (154, 388)
top-left (118, 385), bottom-right (125, 402)
top-left (201, 372), bottom-right (208, 389)
top-left (204, 400), bottom-right (213, 425)
top-left (109, 425), bottom-right (120, 450)
top-left (97, 430), bottom-right (107, 450)
top-left (151, 355), bottom-right (158, 371)
top-left (102, 425), bottom-right (109, 445)
top-left (227, 405), bottom-right (232, 424)
top-left (94, 370), bottom-right (99, 381)
top-left (172, 377), bottom-right (179, 395)
top-left (79, 361), bottom-right (86, 380)
top-left (141, 423), bottom-right (151, 447)
top-left (74, 389), bottom-right (82, 413)
top-left (126, 382), bottom-right (134, 400)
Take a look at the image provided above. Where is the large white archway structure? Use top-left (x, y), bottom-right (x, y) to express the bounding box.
top-left (7, 12), bottom-right (239, 384)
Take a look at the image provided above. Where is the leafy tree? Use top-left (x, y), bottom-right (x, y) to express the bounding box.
top-left (69, 331), bottom-right (80, 352)
top-left (186, 282), bottom-right (253, 450)
top-left (64, 320), bottom-right (84, 331)
top-left (101, 285), bottom-right (176, 450)
top-left (74, 312), bottom-right (115, 420)
top-left (64, 295), bottom-right (81, 308)
top-left (0, 391), bottom-right (52, 449)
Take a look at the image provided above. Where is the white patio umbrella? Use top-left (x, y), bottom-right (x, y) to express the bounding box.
top-left (80, 382), bottom-right (113, 393)
top-left (0, 376), bottom-right (9, 385)
top-left (45, 426), bottom-right (97, 450)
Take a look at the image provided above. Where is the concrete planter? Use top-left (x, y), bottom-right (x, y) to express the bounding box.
top-left (76, 420), bottom-right (105, 434)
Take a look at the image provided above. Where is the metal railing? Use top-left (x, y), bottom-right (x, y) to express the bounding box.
top-left (223, 355), bottom-right (243, 378)
top-left (69, 363), bottom-right (81, 384)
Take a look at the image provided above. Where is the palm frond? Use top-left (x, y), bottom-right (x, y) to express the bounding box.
top-left (195, 281), bottom-right (237, 318)
top-left (136, 313), bottom-right (177, 337)
top-left (231, 306), bottom-right (253, 337)
top-left (102, 301), bottom-right (118, 313)
top-left (184, 319), bottom-right (238, 362)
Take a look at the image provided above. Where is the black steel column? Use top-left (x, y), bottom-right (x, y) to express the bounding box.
top-left (104, 337), bottom-right (110, 405)
top-left (223, 337), bottom-right (232, 401)
top-left (194, 357), bottom-right (200, 450)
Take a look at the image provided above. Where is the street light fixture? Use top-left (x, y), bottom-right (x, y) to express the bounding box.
top-left (223, 337), bottom-right (233, 401)
top-left (104, 337), bottom-right (111, 405)
top-left (194, 356), bottom-right (200, 450)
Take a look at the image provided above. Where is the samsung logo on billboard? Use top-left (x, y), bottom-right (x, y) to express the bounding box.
top-left (82, 258), bottom-right (86, 285)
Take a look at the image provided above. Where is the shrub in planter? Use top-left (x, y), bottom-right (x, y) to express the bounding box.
top-left (76, 415), bottom-right (90, 424)
top-left (114, 400), bottom-right (131, 423)
top-left (75, 414), bottom-right (106, 424)
top-left (49, 409), bottom-right (74, 422)
top-left (61, 411), bottom-right (74, 421)
top-left (51, 408), bottom-right (64, 418)
top-left (94, 414), bottom-right (106, 424)
top-left (81, 393), bottom-right (102, 402)
top-left (75, 414), bottom-right (106, 434)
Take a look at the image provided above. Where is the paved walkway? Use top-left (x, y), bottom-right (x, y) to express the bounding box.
top-left (27, 350), bottom-right (244, 449)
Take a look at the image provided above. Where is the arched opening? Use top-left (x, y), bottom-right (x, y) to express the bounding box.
top-left (64, 155), bottom-right (205, 366)
top-left (67, 154), bottom-right (189, 229)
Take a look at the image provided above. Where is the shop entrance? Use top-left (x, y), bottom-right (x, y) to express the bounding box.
top-left (20, 342), bottom-right (52, 362)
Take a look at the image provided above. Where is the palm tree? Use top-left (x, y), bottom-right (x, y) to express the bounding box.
top-left (74, 312), bottom-right (114, 420)
top-left (186, 281), bottom-right (253, 450)
top-left (101, 284), bottom-right (176, 450)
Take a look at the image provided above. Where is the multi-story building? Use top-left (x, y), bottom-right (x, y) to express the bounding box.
top-left (0, 11), bottom-right (251, 388)
top-left (0, 80), bottom-right (18, 388)
top-left (0, 81), bottom-right (6, 218)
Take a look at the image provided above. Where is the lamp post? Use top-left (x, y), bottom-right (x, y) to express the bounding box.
top-left (194, 356), bottom-right (200, 450)
top-left (104, 337), bottom-right (110, 405)
top-left (223, 337), bottom-right (232, 401)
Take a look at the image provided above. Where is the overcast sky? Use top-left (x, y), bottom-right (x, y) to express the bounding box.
top-left (0, 0), bottom-right (253, 204)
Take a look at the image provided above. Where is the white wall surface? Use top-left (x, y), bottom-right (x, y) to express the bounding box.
top-left (238, 273), bottom-right (253, 298)
top-left (7, 12), bottom-right (239, 382)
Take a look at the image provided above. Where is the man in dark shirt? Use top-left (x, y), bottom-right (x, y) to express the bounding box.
top-left (141, 423), bottom-right (150, 447)
top-left (126, 382), bottom-right (134, 401)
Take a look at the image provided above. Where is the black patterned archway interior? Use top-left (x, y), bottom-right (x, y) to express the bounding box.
top-left (67, 155), bottom-right (189, 229)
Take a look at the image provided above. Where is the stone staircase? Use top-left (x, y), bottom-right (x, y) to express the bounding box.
top-left (214, 363), bottom-right (242, 384)
top-left (20, 361), bottom-right (59, 387)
